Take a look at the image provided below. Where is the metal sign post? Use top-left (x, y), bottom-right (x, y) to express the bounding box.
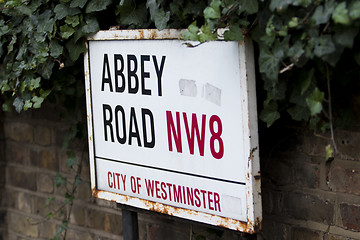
top-left (122, 209), bottom-right (139, 240)
top-left (84, 29), bottom-right (262, 234)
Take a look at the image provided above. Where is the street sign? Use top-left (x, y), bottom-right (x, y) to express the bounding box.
top-left (84, 29), bottom-right (261, 233)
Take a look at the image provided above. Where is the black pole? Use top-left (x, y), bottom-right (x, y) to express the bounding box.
top-left (122, 209), bottom-right (139, 240)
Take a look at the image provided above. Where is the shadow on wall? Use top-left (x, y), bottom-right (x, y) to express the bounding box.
top-left (0, 107), bottom-right (6, 240)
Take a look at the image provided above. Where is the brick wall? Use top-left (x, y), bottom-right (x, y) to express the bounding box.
top-left (1, 103), bottom-right (360, 240)
top-left (1, 104), bottom-right (244, 240)
top-left (0, 108), bottom-right (5, 240)
top-left (260, 124), bottom-right (360, 240)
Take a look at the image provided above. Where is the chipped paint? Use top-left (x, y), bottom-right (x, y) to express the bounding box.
top-left (93, 188), bottom-right (259, 233)
top-left (88, 29), bottom-right (183, 41)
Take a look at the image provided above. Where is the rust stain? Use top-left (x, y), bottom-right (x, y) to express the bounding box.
top-left (92, 187), bottom-right (98, 197)
top-left (139, 29), bottom-right (145, 39)
top-left (92, 188), bottom-right (260, 233)
top-left (149, 30), bottom-right (158, 39)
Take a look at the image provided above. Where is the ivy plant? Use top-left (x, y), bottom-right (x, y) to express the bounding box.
top-left (1, 0), bottom-right (358, 132)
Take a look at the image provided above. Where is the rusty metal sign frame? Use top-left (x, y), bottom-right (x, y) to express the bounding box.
top-left (84, 29), bottom-right (262, 233)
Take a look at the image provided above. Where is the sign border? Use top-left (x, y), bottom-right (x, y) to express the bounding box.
top-left (84, 28), bottom-right (262, 233)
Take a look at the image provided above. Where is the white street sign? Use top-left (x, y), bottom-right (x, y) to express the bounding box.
top-left (84, 29), bottom-right (261, 233)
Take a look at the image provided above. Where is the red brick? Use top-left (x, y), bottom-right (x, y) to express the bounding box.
top-left (6, 167), bottom-right (37, 191)
top-left (335, 130), bottom-right (360, 160)
top-left (263, 158), bottom-right (294, 186)
top-left (69, 204), bottom-right (85, 226)
top-left (4, 122), bottom-right (33, 143)
top-left (34, 125), bottom-right (52, 146)
top-left (328, 163), bottom-right (360, 195)
top-left (65, 229), bottom-right (93, 240)
top-left (39, 221), bottom-right (57, 239)
top-left (6, 143), bottom-right (30, 165)
top-left (340, 203), bottom-right (360, 231)
top-left (30, 149), bottom-right (58, 171)
top-left (147, 223), bottom-right (188, 240)
top-left (293, 161), bottom-right (320, 188)
top-left (323, 233), bottom-right (348, 240)
top-left (37, 173), bottom-right (54, 193)
top-left (8, 212), bottom-right (39, 238)
top-left (282, 192), bottom-right (334, 224)
top-left (292, 228), bottom-right (322, 240)
top-left (261, 219), bottom-right (292, 240)
top-left (33, 196), bottom-right (63, 220)
top-left (86, 208), bottom-right (122, 235)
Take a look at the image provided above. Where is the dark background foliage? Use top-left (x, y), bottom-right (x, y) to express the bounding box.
top-left (0, 0), bottom-right (359, 144)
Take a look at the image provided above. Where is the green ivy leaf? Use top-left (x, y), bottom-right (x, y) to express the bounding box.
top-left (325, 144), bottom-right (334, 160)
top-left (146, 0), bottom-right (170, 30)
top-left (313, 35), bottom-right (336, 58)
top-left (65, 15), bottom-right (80, 27)
top-left (54, 3), bottom-right (81, 20)
top-left (311, 1), bottom-right (336, 25)
top-left (70, 0), bottom-right (87, 9)
top-left (17, 5), bottom-right (32, 16)
top-left (349, 1), bottom-right (360, 20)
top-left (64, 193), bottom-right (75, 205)
top-left (37, 61), bottom-right (54, 80)
top-left (239, 0), bottom-right (258, 14)
top-left (29, 77), bottom-right (41, 91)
top-left (153, 9), bottom-right (170, 30)
top-left (183, 21), bottom-right (200, 41)
top-left (2, 102), bottom-right (12, 112)
top-left (60, 24), bottom-right (75, 39)
top-left (204, 6), bottom-right (221, 19)
top-left (301, 68), bottom-right (314, 95)
top-left (224, 24), bottom-right (243, 41)
top-left (85, 0), bottom-right (112, 13)
top-left (259, 101), bottom-right (280, 127)
top-left (116, 2), bottom-right (148, 27)
top-left (13, 97), bottom-right (24, 113)
top-left (306, 87), bottom-right (324, 116)
top-left (332, 2), bottom-right (350, 25)
top-left (259, 45), bottom-right (283, 82)
top-left (40, 89), bottom-right (52, 99)
top-left (50, 40), bottom-right (63, 58)
top-left (66, 151), bottom-right (78, 169)
top-left (287, 40), bottom-right (304, 60)
top-left (23, 100), bottom-right (32, 110)
top-left (288, 17), bottom-right (299, 28)
top-left (82, 16), bottom-right (100, 36)
top-left (45, 196), bottom-right (55, 206)
top-left (74, 175), bottom-right (83, 187)
top-left (55, 173), bottom-right (67, 188)
top-left (37, 10), bottom-right (55, 34)
top-left (65, 39), bottom-right (86, 62)
top-left (199, 24), bottom-right (217, 42)
top-left (7, 35), bottom-right (17, 53)
top-left (47, 212), bottom-right (54, 219)
top-left (287, 105), bottom-right (310, 121)
top-left (32, 96), bottom-right (44, 109)
top-left (334, 28), bottom-right (359, 48)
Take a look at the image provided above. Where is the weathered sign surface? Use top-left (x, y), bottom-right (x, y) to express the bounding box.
top-left (84, 29), bottom-right (261, 233)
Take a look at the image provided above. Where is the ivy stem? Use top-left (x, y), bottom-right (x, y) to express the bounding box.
top-left (326, 64), bottom-right (338, 153)
top-left (62, 143), bottom-right (85, 240)
top-left (280, 63), bottom-right (294, 74)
